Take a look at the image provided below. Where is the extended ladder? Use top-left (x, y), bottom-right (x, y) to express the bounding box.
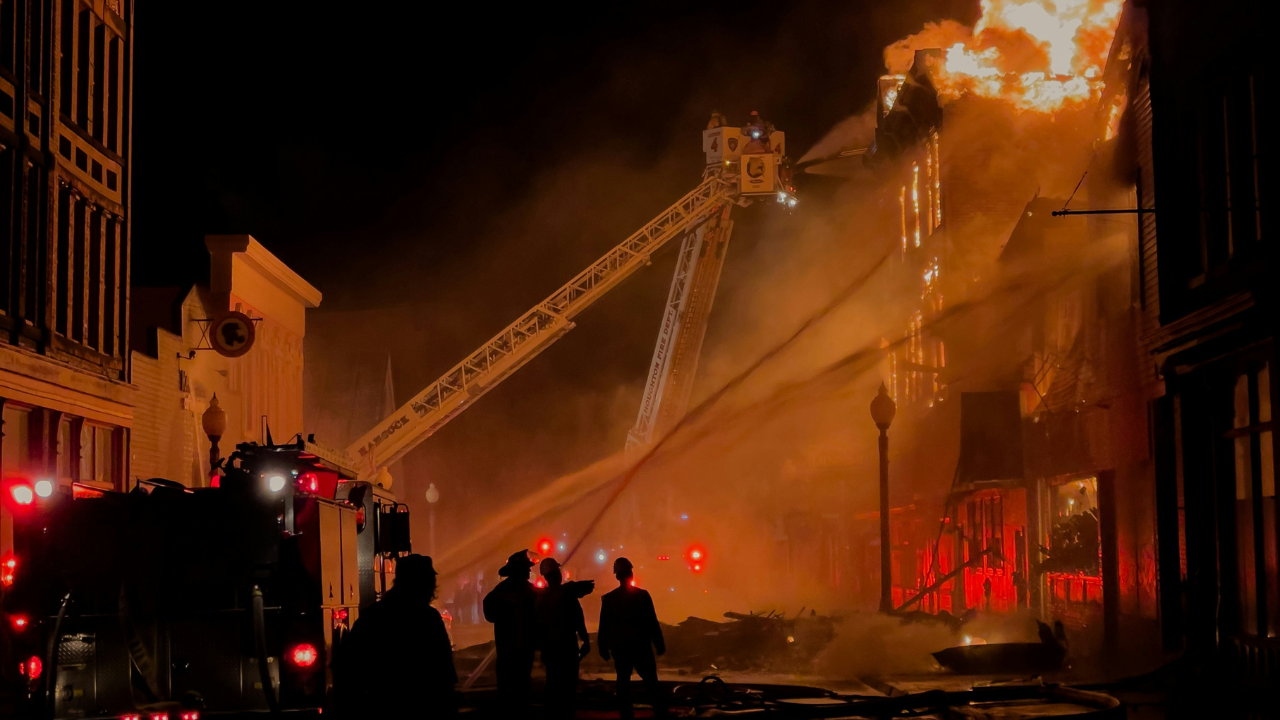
top-left (346, 171), bottom-right (735, 476)
top-left (625, 204), bottom-right (734, 450)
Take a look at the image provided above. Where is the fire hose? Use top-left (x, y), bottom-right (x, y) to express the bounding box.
top-left (251, 585), bottom-right (281, 716)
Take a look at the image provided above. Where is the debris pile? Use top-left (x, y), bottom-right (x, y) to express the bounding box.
top-left (654, 609), bottom-right (839, 673)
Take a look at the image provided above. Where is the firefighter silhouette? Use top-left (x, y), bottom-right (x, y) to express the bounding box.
top-left (483, 550), bottom-right (538, 713)
top-left (535, 557), bottom-right (594, 719)
top-left (598, 557), bottom-right (667, 718)
top-left (333, 554), bottom-right (455, 717)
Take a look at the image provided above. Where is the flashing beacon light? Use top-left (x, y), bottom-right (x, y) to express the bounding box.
top-left (23, 655), bottom-right (42, 679)
top-left (298, 472), bottom-right (319, 494)
top-left (34, 479), bottom-right (55, 498)
top-left (289, 643), bottom-right (318, 668)
top-left (267, 475), bottom-right (287, 493)
top-left (533, 577), bottom-right (547, 589)
top-left (181, 713), bottom-right (201, 720)
top-left (537, 538), bottom-right (554, 556)
top-left (687, 544), bottom-right (707, 573)
top-left (9, 483), bottom-right (35, 506)
top-left (10, 614), bottom-right (29, 632)
top-left (122, 715), bottom-right (142, 720)
top-left (2, 555), bottom-right (16, 586)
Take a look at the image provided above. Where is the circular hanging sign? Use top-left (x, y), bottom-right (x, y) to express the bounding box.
top-left (210, 311), bottom-right (256, 358)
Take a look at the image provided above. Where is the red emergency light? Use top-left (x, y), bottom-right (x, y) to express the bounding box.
top-left (533, 577), bottom-right (547, 589)
top-left (180, 712), bottom-right (200, 720)
top-left (536, 537), bottom-right (554, 556)
top-left (298, 472), bottom-right (319, 494)
top-left (10, 614), bottom-right (29, 632)
top-left (8, 483), bottom-right (35, 507)
top-left (21, 655), bottom-right (42, 679)
top-left (686, 544), bottom-right (708, 573)
top-left (2, 555), bottom-right (16, 586)
top-left (289, 643), bottom-right (318, 668)
top-left (120, 715), bottom-right (142, 720)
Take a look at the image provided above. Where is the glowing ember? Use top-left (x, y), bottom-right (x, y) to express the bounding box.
top-left (891, 0), bottom-right (1122, 113)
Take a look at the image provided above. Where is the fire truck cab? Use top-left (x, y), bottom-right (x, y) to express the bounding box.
top-left (1, 438), bottom-right (410, 719)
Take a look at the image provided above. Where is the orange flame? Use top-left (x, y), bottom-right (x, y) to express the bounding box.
top-left (892, 0), bottom-right (1122, 113)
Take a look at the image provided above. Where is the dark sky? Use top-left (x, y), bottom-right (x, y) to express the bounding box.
top-left (132, 1), bottom-right (975, 294)
top-left (130, 0), bottom-right (978, 544)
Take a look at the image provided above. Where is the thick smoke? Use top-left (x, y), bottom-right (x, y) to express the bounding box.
top-left (305, 2), bottom-right (1120, 675)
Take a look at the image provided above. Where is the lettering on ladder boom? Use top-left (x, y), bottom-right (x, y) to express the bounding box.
top-left (359, 415), bottom-right (412, 458)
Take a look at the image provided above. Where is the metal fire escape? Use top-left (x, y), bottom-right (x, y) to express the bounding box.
top-left (346, 170), bottom-right (736, 477)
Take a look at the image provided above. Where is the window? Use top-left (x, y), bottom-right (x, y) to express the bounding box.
top-left (1, 405), bottom-right (32, 476)
top-left (57, 419), bottom-right (72, 481)
top-left (107, 36), bottom-right (120, 151)
top-left (1225, 361), bottom-right (1277, 637)
top-left (88, 210), bottom-right (101, 349)
top-left (72, 197), bottom-right (85, 342)
top-left (1191, 69), bottom-right (1266, 285)
top-left (78, 423), bottom-right (117, 485)
top-left (60, 0), bottom-right (74, 114)
top-left (56, 185), bottom-right (71, 335)
top-left (0, 145), bottom-right (11, 315)
top-left (25, 166), bottom-right (44, 319)
top-left (0, 0), bottom-right (14, 73)
top-left (93, 21), bottom-right (105, 140)
top-left (1045, 476), bottom-right (1100, 576)
top-left (31, 0), bottom-right (46, 97)
top-left (76, 8), bottom-right (89, 128)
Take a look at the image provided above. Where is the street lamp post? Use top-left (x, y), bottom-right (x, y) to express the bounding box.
top-left (425, 483), bottom-right (440, 557)
top-left (201, 394), bottom-right (227, 485)
top-left (870, 382), bottom-right (897, 613)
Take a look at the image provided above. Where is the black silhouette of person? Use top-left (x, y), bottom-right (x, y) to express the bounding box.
top-left (598, 557), bottom-right (667, 719)
top-left (483, 550), bottom-right (538, 713)
top-left (535, 558), bottom-right (594, 719)
top-left (332, 554), bottom-right (455, 717)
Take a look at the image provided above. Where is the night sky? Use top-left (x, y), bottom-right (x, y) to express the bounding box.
top-left (130, 0), bottom-right (978, 544)
top-left (132, 1), bottom-right (975, 292)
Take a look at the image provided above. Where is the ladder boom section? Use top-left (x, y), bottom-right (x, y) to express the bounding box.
top-left (348, 172), bottom-right (734, 475)
top-left (626, 205), bottom-right (734, 450)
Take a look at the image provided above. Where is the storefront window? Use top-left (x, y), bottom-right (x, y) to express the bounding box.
top-left (79, 423), bottom-right (118, 486)
top-left (1, 405), bottom-right (32, 476)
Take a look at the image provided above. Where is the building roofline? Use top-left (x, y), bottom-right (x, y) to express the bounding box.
top-left (205, 235), bottom-right (323, 309)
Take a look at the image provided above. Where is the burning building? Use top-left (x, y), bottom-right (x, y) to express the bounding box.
top-left (844, 0), bottom-right (1274, 692)
top-left (827, 0), bottom-right (1178, 666)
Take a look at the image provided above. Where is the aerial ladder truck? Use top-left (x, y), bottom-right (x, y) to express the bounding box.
top-left (343, 118), bottom-right (791, 480)
top-left (0, 118), bottom-right (790, 719)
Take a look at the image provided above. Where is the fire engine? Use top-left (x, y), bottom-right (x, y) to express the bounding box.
top-left (1, 438), bottom-right (410, 718)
